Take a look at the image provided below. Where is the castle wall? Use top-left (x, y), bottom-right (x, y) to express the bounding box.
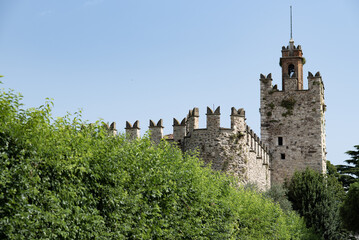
top-left (121, 107), bottom-right (270, 190)
top-left (246, 126), bottom-right (270, 189)
top-left (182, 107), bottom-right (270, 190)
top-left (260, 72), bottom-right (326, 184)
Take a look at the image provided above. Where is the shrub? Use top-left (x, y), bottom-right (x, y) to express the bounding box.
top-left (264, 184), bottom-right (292, 213)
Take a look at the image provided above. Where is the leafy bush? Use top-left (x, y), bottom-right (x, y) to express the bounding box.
top-left (0, 85), bottom-right (316, 239)
top-left (264, 184), bottom-right (292, 213)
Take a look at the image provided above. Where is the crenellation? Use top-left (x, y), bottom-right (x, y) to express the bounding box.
top-left (230, 107), bottom-right (246, 132)
top-left (173, 118), bottom-right (186, 143)
top-left (109, 122), bottom-right (117, 136)
top-left (103, 122), bottom-right (117, 136)
top-left (246, 125), bottom-right (250, 145)
top-left (206, 106), bottom-right (221, 130)
top-left (250, 129), bottom-right (255, 151)
top-left (187, 107), bottom-right (199, 134)
top-left (149, 119), bottom-right (164, 143)
top-left (125, 120), bottom-right (140, 140)
top-left (260, 73), bottom-right (273, 85)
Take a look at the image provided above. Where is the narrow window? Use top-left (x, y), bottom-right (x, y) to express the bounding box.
top-left (281, 153), bottom-right (286, 160)
top-left (278, 137), bottom-right (283, 146)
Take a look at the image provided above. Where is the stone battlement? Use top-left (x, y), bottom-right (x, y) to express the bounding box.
top-left (281, 44), bottom-right (303, 57)
top-left (246, 125), bottom-right (270, 166)
top-left (260, 71), bottom-right (324, 93)
top-left (119, 106), bottom-right (271, 189)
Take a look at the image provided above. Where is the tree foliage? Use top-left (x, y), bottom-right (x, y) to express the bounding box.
top-left (327, 160), bottom-right (340, 178)
top-left (336, 145), bottom-right (359, 189)
top-left (0, 85), bottom-right (317, 239)
top-left (286, 168), bottom-right (347, 239)
top-left (264, 184), bottom-right (292, 213)
top-left (341, 182), bottom-right (359, 233)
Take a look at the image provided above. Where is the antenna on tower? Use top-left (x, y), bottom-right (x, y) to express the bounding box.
top-left (290, 6), bottom-right (293, 40)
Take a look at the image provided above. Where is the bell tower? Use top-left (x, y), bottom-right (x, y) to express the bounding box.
top-left (280, 40), bottom-right (304, 90)
top-left (279, 7), bottom-right (304, 91)
top-left (259, 7), bottom-right (326, 184)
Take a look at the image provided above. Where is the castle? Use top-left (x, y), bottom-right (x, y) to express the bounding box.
top-left (106, 38), bottom-right (327, 190)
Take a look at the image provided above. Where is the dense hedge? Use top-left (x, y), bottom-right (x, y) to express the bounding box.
top-left (0, 86), bottom-right (317, 239)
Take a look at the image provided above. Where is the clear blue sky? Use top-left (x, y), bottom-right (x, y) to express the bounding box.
top-left (1, 0), bottom-right (358, 165)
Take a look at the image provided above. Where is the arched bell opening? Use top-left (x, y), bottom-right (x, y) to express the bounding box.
top-left (288, 64), bottom-right (295, 77)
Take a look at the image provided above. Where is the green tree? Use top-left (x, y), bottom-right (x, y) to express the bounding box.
top-left (327, 160), bottom-right (340, 178)
top-left (286, 168), bottom-right (346, 239)
top-left (263, 184), bottom-right (292, 213)
top-left (341, 182), bottom-right (359, 234)
top-left (336, 145), bottom-right (359, 189)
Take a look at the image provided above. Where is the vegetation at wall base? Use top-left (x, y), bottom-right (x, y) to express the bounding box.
top-left (285, 168), bottom-right (349, 239)
top-left (263, 184), bottom-right (293, 213)
top-left (0, 84), bottom-right (319, 239)
top-left (340, 182), bottom-right (359, 234)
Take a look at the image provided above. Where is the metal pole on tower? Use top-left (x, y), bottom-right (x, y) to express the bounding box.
top-left (290, 6), bottom-right (293, 40)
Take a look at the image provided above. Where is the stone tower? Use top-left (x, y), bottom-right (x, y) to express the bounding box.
top-left (260, 39), bottom-right (327, 184)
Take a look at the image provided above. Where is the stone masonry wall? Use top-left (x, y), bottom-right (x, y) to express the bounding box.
top-left (260, 72), bottom-right (326, 184)
top-left (122, 107), bottom-right (271, 190)
top-left (182, 107), bottom-right (270, 190)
